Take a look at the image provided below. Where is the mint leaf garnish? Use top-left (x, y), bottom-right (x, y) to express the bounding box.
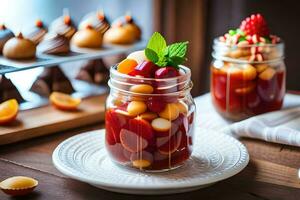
top-left (238, 37), bottom-right (246, 42)
top-left (156, 57), bottom-right (168, 67)
top-left (169, 56), bottom-right (186, 67)
top-left (145, 32), bottom-right (188, 68)
top-left (145, 48), bottom-right (159, 63)
top-left (166, 42), bottom-right (188, 58)
top-left (229, 29), bottom-right (236, 36)
top-left (147, 32), bottom-right (166, 56)
top-left (236, 29), bottom-right (245, 36)
top-left (264, 37), bottom-right (271, 43)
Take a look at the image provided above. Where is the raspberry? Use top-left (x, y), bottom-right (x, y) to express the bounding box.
top-left (239, 14), bottom-right (270, 37)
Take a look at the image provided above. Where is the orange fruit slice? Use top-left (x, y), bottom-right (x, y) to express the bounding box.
top-left (0, 99), bottom-right (19, 125)
top-left (117, 58), bottom-right (138, 74)
top-left (49, 92), bottom-right (81, 111)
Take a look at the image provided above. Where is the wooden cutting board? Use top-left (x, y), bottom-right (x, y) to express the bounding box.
top-left (0, 94), bottom-right (107, 145)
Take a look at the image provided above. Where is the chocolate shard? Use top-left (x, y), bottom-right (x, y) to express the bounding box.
top-left (30, 66), bottom-right (75, 97)
top-left (0, 75), bottom-right (24, 103)
top-left (76, 59), bottom-right (109, 85)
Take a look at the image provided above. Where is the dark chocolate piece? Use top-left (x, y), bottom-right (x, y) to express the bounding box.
top-left (76, 59), bottom-right (109, 85)
top-left (0, 75), bottom-right (24, 103)
top-left (30, 66), bottom-right (75, 96)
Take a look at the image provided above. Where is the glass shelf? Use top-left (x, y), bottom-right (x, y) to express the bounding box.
top-left (0, 41), bottom-right (147, 74)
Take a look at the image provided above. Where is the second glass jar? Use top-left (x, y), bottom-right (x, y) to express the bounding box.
top-left (211, 39), bottom-right (286, 121)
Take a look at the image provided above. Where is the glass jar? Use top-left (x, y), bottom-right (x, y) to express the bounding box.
top-left (211, 39), bottom-right (286, 121)
top-left (105, 65), bottom-right (195, 172)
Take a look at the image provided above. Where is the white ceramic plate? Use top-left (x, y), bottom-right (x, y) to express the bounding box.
top-left (52, 127), bottom-right (249, 195)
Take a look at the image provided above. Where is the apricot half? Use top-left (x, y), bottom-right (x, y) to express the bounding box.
top-left (117, 58), bottom-right (138, 74)
top-left (49, 92), bottom-right (81, 111)
top-left (220, 64), bottom-right (257, 80)
top-left (159, 103), bottom-right (180, 121)
top-left (0, 99), bottom-right (19, 125)
top-left (259, 68), bottom-right (276, 80)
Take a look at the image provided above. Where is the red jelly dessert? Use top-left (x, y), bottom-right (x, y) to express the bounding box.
top-left (105, 32), bottom-right (195, 171)
top-left (211, 14), bottom-right (285, 121)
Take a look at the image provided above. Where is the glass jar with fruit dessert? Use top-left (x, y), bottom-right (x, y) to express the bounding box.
top-left (211, 14), bottom-right (286, 121)
top-left (105, 32), bottom-right (196, 171)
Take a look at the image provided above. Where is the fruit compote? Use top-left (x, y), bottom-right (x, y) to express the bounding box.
top-left (105, 32), bottom-right (195, 171)
top-left (211, 14), bottom-right (286, 121)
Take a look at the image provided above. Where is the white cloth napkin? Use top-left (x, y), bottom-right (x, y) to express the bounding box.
top-left (195, 93), bottom-right (300, 146)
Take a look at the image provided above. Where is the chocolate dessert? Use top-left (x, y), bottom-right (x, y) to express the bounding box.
top-left (76, 59), bottom-right (109, 85)
top-left (49, 12), bottom-right (76, 40)
top-left (112, 14), bottom-right (141, 40)
top-left (30, 66), bottom-right (75, 97)
top-left (24, 19), bottom-right (47, 44)
top-left (71, 25), bottom-right (103, 49)
top-left (3, 33), bottom-right (36, 60)
top-left (104, 14), bottom-right (141, 44)
top-left (79, 10), bottom-right (110, 34)
top-left (0, 25), bottom-right (14, 54)
top-left (0, 75), bottom-right (24, 103)
top-left (37, 33), bottom-right (70, 54)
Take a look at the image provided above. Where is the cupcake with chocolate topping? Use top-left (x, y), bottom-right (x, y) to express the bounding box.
top-left (24, 19), bottom-right (47, 44)
top-left (30, 66), bottom-right (75, 97)
top-left (79, 10), bottom-right (110, 34)
top-left (38, 33), bottom-right (70, 54)
top-left (3, 33), bottom-right (36, 60)
top-left (50, 10), bottom-right (76, 40)
top-left (0, 75), bottom-right (24, 103)
top-left (104, 13), bottom-right (141, 44)
top-left (76, 59), bottom-right (109, 85)
top-left (0, 24), bottom-right (14, 54)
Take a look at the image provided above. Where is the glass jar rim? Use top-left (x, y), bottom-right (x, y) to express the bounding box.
top-left (108, 65), bottom-right (193, 97)
top-left (212, 38), bottom-right (285, 64)
top-left (109, 64), bottom-right (191, 82)
top-left (213, 38), bottom-right (285, 48)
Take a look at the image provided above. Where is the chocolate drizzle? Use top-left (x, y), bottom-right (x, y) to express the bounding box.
top-left (50, 16), bottom-right (76, 40)
top-left (30, 66), bottom-right (75, 97)
top-left (79, 12), bottom-right (110, 34)
top-left (76, 59), bottom-right (109, 85)
top-left (38, 33), bottom-right (70, 54)
top-left (0, 75), bottom-right (24, 103)
top-left (24, 26), bottom-right (47, 44)
top-left (112, 15), bottom-right (135, 27)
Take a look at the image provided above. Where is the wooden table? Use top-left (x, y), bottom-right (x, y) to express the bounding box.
top-left (0, 119), bottom-right (299, 199)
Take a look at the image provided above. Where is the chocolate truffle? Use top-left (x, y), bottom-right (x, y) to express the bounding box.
top-left (76, 59), bottom-right (109, 84)
top-left (0, 24), bottom-right (14, 54)
top-left (37, 33), bottom-right (70, 54)
top-left (79, 10), bottom-right (110, 34)
top-left (3, 33), bottom-right (36, 60)
top-left (0, 75), bottom-right (24, 103)
top-left (30, 66), bottom-right (75, 97)
top-left (71, 25), bottom-right (103, 48)
top-left (104, 14), bottom-right (141, 44)
top-left (49, 13), bottom-right (76, 40)
top-left (24, 19), bottom-right (47, 44)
